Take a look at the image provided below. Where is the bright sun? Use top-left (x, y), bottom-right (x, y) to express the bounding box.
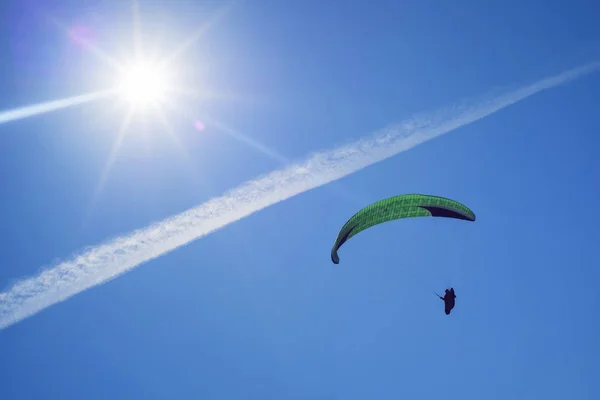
top-left (118, 61), bottom-right (168, 108)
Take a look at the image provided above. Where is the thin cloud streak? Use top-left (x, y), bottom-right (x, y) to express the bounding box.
top-left (0, 90), bottom-right (115, 125)
top-left (1, 62), bottom-right (598, 330)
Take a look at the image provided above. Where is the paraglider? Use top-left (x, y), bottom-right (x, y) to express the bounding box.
top-left (438, 288), bottom-right (456, 315)
top-left (330, 194), bottom-right (476, 264)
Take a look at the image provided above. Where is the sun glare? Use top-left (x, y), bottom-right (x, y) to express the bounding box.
top-left (118, 61), bottom-right (168, 108)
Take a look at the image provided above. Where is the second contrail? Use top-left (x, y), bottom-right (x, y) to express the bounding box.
top-left (0, 89), bottom-right (115, 125)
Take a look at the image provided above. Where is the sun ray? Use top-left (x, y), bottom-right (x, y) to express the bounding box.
top-left (132, 0), bottom-right (144, 58)
top-left (160, 2), bottom-right (236, 70)
top-left (92, 106), bottom-right (135, 201)
top-left (160, 98), bottom-right (289, 165)
top-left (79, 104), bottom-right (136, 231)
top-left (152, 103), bottom-right (195, 168)
top-left (43, 12), bottom-right (123, 71)
top-left (205, 115), bottom-right (290, 165)
top-left (164, 84), bottom-right (256, 105)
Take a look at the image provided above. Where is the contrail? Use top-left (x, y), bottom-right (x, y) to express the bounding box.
top-left (0, 89), bottom-right (115, 125)
top-left (1, 62), bottom-right (598, 330)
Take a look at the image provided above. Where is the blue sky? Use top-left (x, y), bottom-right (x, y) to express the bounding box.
top-left (1, 0), bottom-right (600, 399)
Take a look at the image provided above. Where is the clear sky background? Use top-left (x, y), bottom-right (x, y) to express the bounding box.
top-left (1, 0), bottom-right (600, 399)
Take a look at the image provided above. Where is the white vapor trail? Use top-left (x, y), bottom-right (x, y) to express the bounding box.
top-left (1, 62), bottom-right (598, 330)
top-left (0, 89), bottom-right (115, 125)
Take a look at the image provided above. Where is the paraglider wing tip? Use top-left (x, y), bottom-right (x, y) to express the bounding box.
top-left (331, 251), bottom-right (340, 264)
top-left (330, 224), bottom-right (358, 264)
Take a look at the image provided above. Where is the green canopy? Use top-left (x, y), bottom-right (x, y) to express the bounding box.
top-left (331, 194), bottom-right (476, 264)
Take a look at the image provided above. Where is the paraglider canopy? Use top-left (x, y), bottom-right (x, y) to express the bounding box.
top-left (330, 194), bottom-right (476, 264)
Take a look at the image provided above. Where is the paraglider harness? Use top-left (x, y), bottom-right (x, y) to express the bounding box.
top-left (436, 288), bottom-right (456, 315)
